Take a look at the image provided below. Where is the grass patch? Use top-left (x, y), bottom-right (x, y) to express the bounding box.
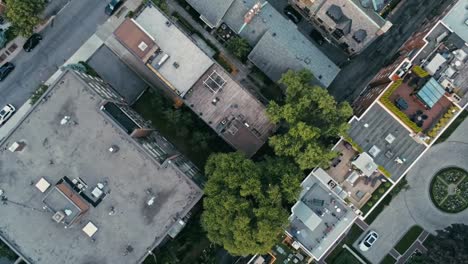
top-left (132, 88), bottom-right (232, 170)
top-left (0, 239), bottom-right (18, 261)
top-left (394, 225), bottom-right (423, 254)
top-left (380, 254), bottom-right (396, 264)
top-left (325, 224), bottom-right (367, 264)
top-left (331, 248), bottom-right (361, 264)
top-left (434, 110), bottom-right (468, 144)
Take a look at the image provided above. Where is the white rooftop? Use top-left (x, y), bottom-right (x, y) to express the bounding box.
top-left (135, 5), bottom-right (213, 96)
top-left (352, 152), bottom-right (378, 176)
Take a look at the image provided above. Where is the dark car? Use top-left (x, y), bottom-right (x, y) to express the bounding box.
top-left (283, 6), bottom-right (302, 24)
top-left (0, 62), bottom-right (14, 81)
top-left (23, 33), bottom-right (42, 52)
top-left (105, 0), bottom-right (123, 16)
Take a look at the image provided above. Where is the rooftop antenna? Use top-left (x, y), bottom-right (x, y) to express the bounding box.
top-left (238, 1), bottom-right (268, 34)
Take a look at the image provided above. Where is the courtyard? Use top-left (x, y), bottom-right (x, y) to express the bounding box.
top-left (387, 75), bottom-right (454, 132)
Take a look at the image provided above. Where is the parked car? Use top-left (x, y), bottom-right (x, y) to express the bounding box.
top-left (0, 62), bottom-right (15, 81)
top-left (105, 0), bottom-right (123, 16)
top-left (23, 33), bottom-right (42, 52)
top-left (359, 231), bottom-right (379, 251)
top-left (0, 104), bottom-right (15, 126)
top-left (283, 6), bottom-right (302, 24)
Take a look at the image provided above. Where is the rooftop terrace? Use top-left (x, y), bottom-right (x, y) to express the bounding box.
top-left (184, 63), bottom-right (275, 156)
top-left (0, 71), bottom-right (202, 264)
top-left (286, 174), bottom-right (357, 260)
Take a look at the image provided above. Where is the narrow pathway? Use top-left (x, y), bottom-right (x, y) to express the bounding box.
top-left (355, 218), bottom-right (369, 230)
top-left (389, 248), bottom-right (400, 259)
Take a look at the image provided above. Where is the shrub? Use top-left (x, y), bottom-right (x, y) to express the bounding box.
top-left (30, 84), bottom-right (48, 105)
top-left (367, 201), bottom-right (373, 207)
top-left (372, 195), bottom-right (379, 201)
top-left (342, 134), bottom-right (363, 153)
top-left (378, 165), bottom-right (391, 178)
top-left (412, 65), bottom-right (429, 78)
top-left (379, 188), bottom-right (386, 194)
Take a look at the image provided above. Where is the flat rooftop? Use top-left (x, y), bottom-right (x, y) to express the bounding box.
top-left (286, 174), bottom-right (357, 260)
top-left (0, 71), bottom-right (202, 264)
top-left (442, 0), bottom-right (468, 44)
top-left (184, 64), bottom-right (275, 156)
top-left (114, 19), bottom-right (157, 61)
top-left (348, 103), bottom-right (427, 181)
top-left (134, 5), bottom-right (213, 96)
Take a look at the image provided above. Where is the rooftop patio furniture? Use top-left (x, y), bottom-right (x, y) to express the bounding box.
top-left (395, 97), bottom-right (409, 110)
top-left (364, 176), bottom-right (371, 185)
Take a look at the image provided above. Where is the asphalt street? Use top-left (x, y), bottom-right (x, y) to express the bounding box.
top-left (328, 0), bottom-right (455, 102)
top-left (0, 0), bottom-right (110, 109)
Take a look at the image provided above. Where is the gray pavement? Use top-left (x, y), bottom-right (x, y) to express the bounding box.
top-left (353, 193), bottom-right (416, 263)
top-left (353, 117), bottom-right (468, 263)
top-left (0, 0), bottom-right (109, 109)
top-left (87, 46), bottom-right (146, 104)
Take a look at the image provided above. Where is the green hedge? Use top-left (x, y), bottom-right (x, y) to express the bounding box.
top-left (412, 65), bottom-right (429, 78)
top-left (394, 225), bottom-right (423, 254)
top-left (342, 134), bottom-right (363, 153)
top-left (378, 165), bottom-right (391, 178)
top-left (380, 80), bottom-right (422, 133)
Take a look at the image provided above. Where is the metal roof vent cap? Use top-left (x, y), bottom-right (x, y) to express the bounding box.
top-left (364, 123), bottom-right (369, 128)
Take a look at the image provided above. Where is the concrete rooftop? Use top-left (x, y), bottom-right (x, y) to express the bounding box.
top-left (184, 63), bottom-right (275, 156)
top-left (135, 5), bottom-right (213, 96)
top-left (0, 71), bottom-right (202, 264)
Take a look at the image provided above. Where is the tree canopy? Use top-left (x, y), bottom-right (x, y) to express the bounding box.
top-left (267, 70), bottom-right (353, 170)
top-left (5, 0), bottom-right (46, 37)
top-left (225, 36), bottom-right (251, 62)
top-left (201, 152), bottom-right (302, 256)
top-left (407, 224), bottom-right (468, 264)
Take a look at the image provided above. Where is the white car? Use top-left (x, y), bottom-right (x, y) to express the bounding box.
top-left (0, 104), bottom-right (15, 126)
top-left (359, 230), bottom-right (379, 251)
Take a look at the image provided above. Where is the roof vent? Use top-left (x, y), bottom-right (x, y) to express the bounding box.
top-left (165, 21), bottom-right (172, 27)
top-left (52, 211), bottom-right (65, 223)
top-left (138, 41), bottom-right (148, 51)
top-left (364, 123), bottom-right (369, 128)
top-left (173, 62), bottom-right (179, 68)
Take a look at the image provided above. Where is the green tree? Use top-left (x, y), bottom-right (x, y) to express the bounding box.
top-left (267, 70), bottom-right (353, 170)
top-left (5, 0), bottom-right (46, 37)
top-left (201, 152), bottom-right (300, 256)
top-left (225, 36), bottom-right (251, 61)
top-left (407, 224), bottom-right (468, 264)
